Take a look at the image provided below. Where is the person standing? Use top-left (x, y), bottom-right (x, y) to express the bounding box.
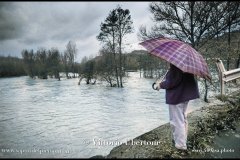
top-left (157, 63), bottom-right (200, 150)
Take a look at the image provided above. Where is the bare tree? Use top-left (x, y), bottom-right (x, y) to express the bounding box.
top-left (95, 46), bottom-right (116, 87)
top-left (61, 51), bottom-right (70, 79)
top-left (225, 1), bottom-right (240, 70)
top-left (48, 48), bottom-right (61, 81)
top-left (115, 5), bottom-right (134, 87)
top-left (78, 56), bottom-right (96, 85)
top-left (65, 40), bottom-right (78, 78)
top-left (21, 49), bottom-right (35, 78)
top-left (97, 5), bottom-right (133, 88)
top-left (138, 1), bottom-right (240, 102)
top-left (97, 8), bottom-right (120, 87)
top-left (35, 48), bottom-right (48, 79)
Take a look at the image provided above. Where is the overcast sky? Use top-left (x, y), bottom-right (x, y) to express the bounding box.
top-left (0, 1), bottom-right (154, 62)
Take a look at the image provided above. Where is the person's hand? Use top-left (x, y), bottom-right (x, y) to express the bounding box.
top-left (156, 83), bottom-right (161, 91)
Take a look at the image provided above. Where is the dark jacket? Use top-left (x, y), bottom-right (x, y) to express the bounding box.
top-left (160, 64), bottom-right (200, 105)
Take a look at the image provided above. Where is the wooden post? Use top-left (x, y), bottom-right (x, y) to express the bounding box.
top-left (216, 59), bottom-right (225, 95)
top-left (220, 71), bottom-right (225, 95)
top-left (216, 58), bottom-right (240, 96)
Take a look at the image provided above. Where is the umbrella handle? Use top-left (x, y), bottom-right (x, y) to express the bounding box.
top-left (152, 82), bottom-right (158, 90)
top-left (152, 71), bottom-right (168, 91)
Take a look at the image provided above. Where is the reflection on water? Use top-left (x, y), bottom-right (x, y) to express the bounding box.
top-left (0, 72), bottom-right (205, 158)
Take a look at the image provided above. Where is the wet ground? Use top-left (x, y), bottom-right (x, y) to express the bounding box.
top-left (204, 120), bottom-right (240, 158)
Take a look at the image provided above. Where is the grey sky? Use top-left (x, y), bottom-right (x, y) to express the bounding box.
top-left (0, 1), bottom-right (153, 62)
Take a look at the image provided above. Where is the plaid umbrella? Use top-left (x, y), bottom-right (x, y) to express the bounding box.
top-left (139, 37), bottom-right (211, 81)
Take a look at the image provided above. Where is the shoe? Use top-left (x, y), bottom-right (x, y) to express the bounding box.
top-left (175, 145), bottom-right (187, 150)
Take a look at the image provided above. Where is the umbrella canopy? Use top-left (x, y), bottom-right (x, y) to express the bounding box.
top-left (139, 37), bottom-right (211, 81)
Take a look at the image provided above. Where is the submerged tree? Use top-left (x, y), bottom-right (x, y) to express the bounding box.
top-left (48, 48), bottom-right (61, 80)
top-left (115, 5), bottom-right (134, 87)
top-left (78, 56), bottom-right (96, 85)
top-left (0, 56), bottom-right (25, 77)
top-left (97, 8), bottom-right (119, 87)
top-left (64, 40), bottom-right (78, 78)
top-left (62, 51), bottom-right (70, 79)
top-left (35, 48), bottom-right (48, 79)
top-left (22, 49), bottom-right (36, 78)
top-left (97, 5), bottom-right (133, 87)
top-left (95, 46), bottom-right (116, 87)
top-left (22, 48), bottom-right (62, 80)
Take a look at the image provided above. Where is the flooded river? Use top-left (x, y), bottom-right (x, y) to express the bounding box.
top-left (0, 72), bottom-right (205, 158)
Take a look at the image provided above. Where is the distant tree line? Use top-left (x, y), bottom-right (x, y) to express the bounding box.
top-left (21, 40), bottom-right (78, 80)
top-left (0, 56), bottom-right (26, 77)
top-left (21, 48), bottom-right (62, 80)
top-left (0, 48), bottom-right (166, 82)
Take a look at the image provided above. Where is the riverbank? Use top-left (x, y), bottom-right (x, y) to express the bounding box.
top-left (92, 89), bottom-right (240, 159)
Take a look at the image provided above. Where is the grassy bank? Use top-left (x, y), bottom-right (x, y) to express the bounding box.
top-left (92, 90), bottom-right (240, 158)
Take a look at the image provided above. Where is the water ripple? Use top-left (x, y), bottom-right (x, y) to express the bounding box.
top-left (0, 73), bottom-right (205, 158)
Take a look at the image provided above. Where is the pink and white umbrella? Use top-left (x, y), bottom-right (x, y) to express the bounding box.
top-left (139, 37), bottom-right (211, 81)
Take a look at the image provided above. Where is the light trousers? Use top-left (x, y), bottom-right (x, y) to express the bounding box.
top-left (169, 101), bottom-right (189, 150)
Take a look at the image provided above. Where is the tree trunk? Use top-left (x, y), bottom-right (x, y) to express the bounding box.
top-left (204, 79), bottom-right (209, 103)
top-left (114, 54), bottom-right (119, 87)
top-left (233, 41), bottom-right (240, 84)
top-left (236, 41), bottom-right (240, 68)
top-left (112, 30), bottom-right (119, 88)
top-left (119, 35), bottom-right (123, 88)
